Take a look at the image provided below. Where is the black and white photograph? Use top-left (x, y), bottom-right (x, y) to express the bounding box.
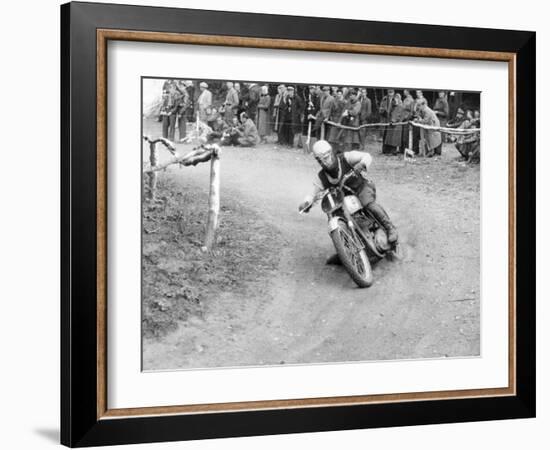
top-left (141, 77), bottom-right (481, 371)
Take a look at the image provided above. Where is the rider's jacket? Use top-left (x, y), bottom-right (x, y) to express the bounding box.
top-left (318, 153), bottom-right (366, 194)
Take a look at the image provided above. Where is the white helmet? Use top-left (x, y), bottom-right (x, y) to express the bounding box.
top-left (312, 140), bottom-right (333, 159)
top-left (312, 140), bottom-right (337, 170)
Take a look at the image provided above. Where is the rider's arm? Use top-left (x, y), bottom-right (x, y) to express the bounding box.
top-left (343, 151), bottom-right (373, 172)
top-left (299, 179), bottom-right (323, 212)
top-left (304, 180), bottom-right (323, 204)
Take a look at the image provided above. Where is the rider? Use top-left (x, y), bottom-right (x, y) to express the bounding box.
top-left (299, 140), bottom-right (398, 244)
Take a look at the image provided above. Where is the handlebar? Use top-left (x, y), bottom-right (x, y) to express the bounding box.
top-left (298, 169), bottom-right (362, 214)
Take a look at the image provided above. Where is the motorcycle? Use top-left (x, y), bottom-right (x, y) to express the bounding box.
top-left (299, 170), bottom-right (402, 288)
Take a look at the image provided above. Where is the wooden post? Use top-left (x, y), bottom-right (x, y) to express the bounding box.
top-left (419, 128), bottom-right (426, 157)
top-left (404, 124), bottom-right (413, 161)
top-left (203, 148), bottom-right (221, 251)
top-left (147, 141), bottom-right (158, 200)
top-left (305, 121), bottom-right (312, 152)
top-left (320, 121), bottom-right (325, 140)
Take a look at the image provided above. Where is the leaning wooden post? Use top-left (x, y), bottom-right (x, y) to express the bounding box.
top-left (203, 146), bottom-right (221, 251)
top-left (147, 141), bottom-right (158, 200)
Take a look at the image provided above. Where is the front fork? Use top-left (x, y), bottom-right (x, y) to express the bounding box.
top-left (327, 211), bottom-right (365, 252)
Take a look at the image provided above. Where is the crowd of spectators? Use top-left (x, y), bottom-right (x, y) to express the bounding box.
top-left (155, 79), bottom-right (480, 160)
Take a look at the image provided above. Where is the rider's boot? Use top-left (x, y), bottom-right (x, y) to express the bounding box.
top-left (366, 202), bottom-right (398, 244)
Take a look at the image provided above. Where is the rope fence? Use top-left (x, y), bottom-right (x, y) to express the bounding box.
top-left (323, 119), bottom-right (480, 134)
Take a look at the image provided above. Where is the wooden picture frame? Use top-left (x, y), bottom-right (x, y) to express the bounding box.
top-left (61, 1), bottom-right (535, 446)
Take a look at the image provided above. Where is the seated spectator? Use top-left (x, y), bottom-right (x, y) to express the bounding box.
top-left (453, 110), bottom-right (480, 162)
top-left (447, 107), bottom-right (466, 129)
top-left (221, 116), bottom-right (241, 146)
top-left (205, 106), bottom-right (219, 128)
top-left (235, 112), bottom-right (261, 147)
top-left (208, 116), bottom-right (230, 143)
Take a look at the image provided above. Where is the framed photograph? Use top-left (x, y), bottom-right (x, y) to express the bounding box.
top-left (61, 1), bottom-right (535, 447)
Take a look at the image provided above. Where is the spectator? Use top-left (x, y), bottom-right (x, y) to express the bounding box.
top-left (160, 87), bottom-right (178, 141)
top-left (415, 99), bottom-right (442, 157)
top-left (412, 89), bottom-right (426, 154)
top-left (272, 84), bottom-right (286, 136)
top-left (196, 82), bottom-right (212, 122)
top-left (472, 109), bottom-right (480, 127)
top-left (205, 106), bottom-right (219, 128)
top-left (402, 89), bottom-right (415, 118)
top-left (327, 88), bottom-right (347, 151)
top-left (235, 112), bottom-right (260, 147)
top-left (447, 107), bottom-right (466, 128)
top-left (433, 91), bottom-right (449, 126)
top-left (453, 109), bottom-right (480, 162)
top-left (379, 88), bottom-right (403, 154)
top-left (342, 88), bottom-right (361, 150)
top-left (278, 86), bottom-right (303, 147)
top-left (184, 80), bottom-right (195, 122)
top-left (223, 81), bottom-right (239, 121)
top-left (358, 88), bottom-right (372, 150)
top-left (433, 91), bottom-right (450, 142)
top-left (257, 85), bottom-right (271, 143)
top-left (303, 85), bottom-right (320, 143)
top-left (221, 116), bottom-right (241, 146)
top-left (233, 82), bottom-right (242, 114)
top-left (174, 81), bottom-right (190, 141)
top-left (208, 116), bottom-right (230, 144)
top-left (245, 83), bottom-right (261, 122)
top-left (315, 86), bottom-right (334, 138)
top-left (401, 89), bottom-right (415, 150)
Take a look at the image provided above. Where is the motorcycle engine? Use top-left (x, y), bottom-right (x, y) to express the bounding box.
top-left (374, 228), bottom-right (390, 252)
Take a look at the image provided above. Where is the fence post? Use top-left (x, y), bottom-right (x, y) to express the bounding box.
top-left (147, 141), bottom-right (158, 200)
top-left (203, 148), bottom-right (221, 251)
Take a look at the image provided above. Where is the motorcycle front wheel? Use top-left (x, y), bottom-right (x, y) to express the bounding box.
top-left (330, 221), bottom-right (373, 288)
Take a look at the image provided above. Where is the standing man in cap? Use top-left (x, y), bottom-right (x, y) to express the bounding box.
top-left (379, 88), bottom-right (398, 154)
top-left (196, 81), bottom-right (212, 123)
top-left (342, 88), bottom-right (362, 151)
top-left (327, 88), bottom-right (347, 152)
top-left (433, 91), bottom-right (450, 142)
top-left (272, 84), bottom-right (287, 138)
top-left (412, 90), bottom-right (426, 154)
top-left (244, 83), bottom-right (261, 122)
top-left (223, 81), bottom-right (239, 122)
top-left (315, 86), bottom-right (335, 139)
top-left (257, 85), bottom-right (271, 143)
top-left (174, 80), bottom-right (190, 141)
top-left (160, 86), bottom-right (178, 142)
top-left (358, 88), bottom-right (372, 150)
top-left (303, 85), bottom-right (320, 145)
top-left (278, 86), bottom-right (303, 147)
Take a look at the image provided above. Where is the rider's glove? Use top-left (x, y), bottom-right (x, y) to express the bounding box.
top-left (353, 163), bottom-right (365, 174)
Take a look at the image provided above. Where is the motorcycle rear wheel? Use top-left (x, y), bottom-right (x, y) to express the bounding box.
top-left (330, 221), bottom-right (373, 288)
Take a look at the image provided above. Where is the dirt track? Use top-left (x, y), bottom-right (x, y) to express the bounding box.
top-left (142, 124), bottom-right (480, 371)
